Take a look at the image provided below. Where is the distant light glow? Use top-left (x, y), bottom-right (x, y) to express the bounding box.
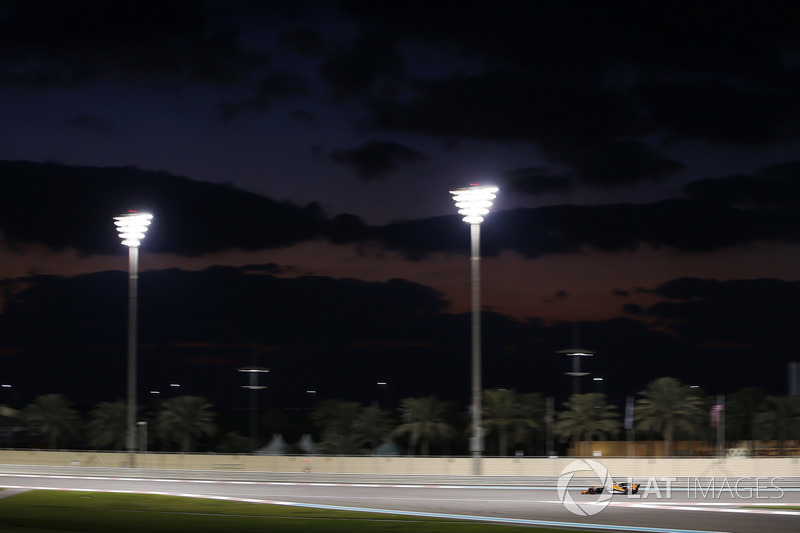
top-left (170, 383), bottom-right (180, 387)
top-left (114, 212), bottom-right (153, 247)
top-left (1, 384), bottom-right (10, 388)
top-left (450, 185), bottom-right (498, 224)
top-left (593, 377), bottom-right (604, 381)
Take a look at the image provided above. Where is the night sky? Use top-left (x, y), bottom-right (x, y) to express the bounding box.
top-left (1, 1), bottom-right (800, 413)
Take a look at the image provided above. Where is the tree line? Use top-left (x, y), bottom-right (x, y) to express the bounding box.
top-left (2, 377), bottom-right (800, 455)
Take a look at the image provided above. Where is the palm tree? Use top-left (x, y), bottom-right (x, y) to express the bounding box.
top-left (393, 396), bottom-right (455, 455)
top-left (756, 395), bottom-right (800, 455)
top-left (216, 431), bottom-right (251, 454)
top-left (726, 387), bottom-right (767, 454)
top-left (312, 399), bottom-right (363, 454)
top-left (635, 377), bottom-right (704, 456)
top-left (483, 389), bottom-right (539, 456)
top-left (518, 392), bottom-right (546, 454)
top-left (22, 394), bottom-right (80, 449)
top-left (0, 405), bottom-right (23, 448)
top-left (555, 393), bottom-right (620, 455)
top-left (87, 400), bottom-right (128, 450)
top-left (352, 404), bottom-right (394, 452)
top-left (155, 395), bottom-right (216, 452)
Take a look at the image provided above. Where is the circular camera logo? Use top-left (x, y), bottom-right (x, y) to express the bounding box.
top-left (557, 459), bottom-right (614, 516)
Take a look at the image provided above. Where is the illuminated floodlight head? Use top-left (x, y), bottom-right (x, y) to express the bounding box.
top-left (238, 366), bottom-right (270, 373)
top-left (450, 184), bottom-right (499, 224)
top-left (114, 211), bottom-right (153, 247)
top-left (557, 349), bottom-right (596, 357)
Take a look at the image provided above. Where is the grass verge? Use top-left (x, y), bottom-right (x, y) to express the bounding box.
top-left (0, 490), bottom-right (564, 532)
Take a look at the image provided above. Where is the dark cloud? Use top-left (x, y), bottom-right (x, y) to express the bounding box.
top-left (341, 2), bottom-right (800, 182)
top-left (279, 27), bottom-right (324, 56)
top-left (63, 115), bottom-right (113, 133)
top-left (0, 0), bottom-right (268, 87)
top-left (544, 290), bottom-right (569, 303)
top-left (759, 160), bottom-right (800, 180)
top-left (343, 1), bottom-right (800, 82)
top-left (505, 168), bottom-right (571, 196)
top-left (218, 73), bottom-right (310, 119)
top-left (367, 70), bottom-right (684, 187)
top-left (5, 1), bottom-right (799, 190)
top-left (643, 277), bottom-right (800, 347)
top-left (3, 266), bottom-right (791, 408)
top-left (486, 200), bottom-right (800, 258)
top-left (326, 213), bottom-right (370, 244)
top-left (3, 160), bottom-right (800, 261)
top-left (329, 141), bottom-right (427, 179)
top-left (319, 33), bottom-right (404, 100)
top-left (634, 80), bottom-right (800, 146)
top-left (623, 303), bottom-right (644, 316)
top-left (612, 289), bottom-right (629, 297)
top-left (0, 266), bottom-right (451, 406)
top-left (684, 160), bottom-right (800, 208)
top-left (369, 199), bottom-right (799, 260)
top-left (241, 263), bottom-right (286, 274)
top-left (369, 69), bottom-right (644, 142)
top-left (0, 160), bottom-right (327, 255)
top-left (554, 140), bottom-right (685, 188)
top-left (289, 109), bottom-right (320, 125)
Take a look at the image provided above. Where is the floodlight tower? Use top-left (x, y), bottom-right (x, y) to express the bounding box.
top-left (114, 211), bottom-right (153, 468)
top-left (450, 184), bottom-right (498, 475)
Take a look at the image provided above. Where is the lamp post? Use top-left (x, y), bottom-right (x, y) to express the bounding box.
top-left (238, 366), bottom-right (269, 452)
top-left (114, 211), bottom-right (153, 468)
top-left (557, 348), bottom-right (595, 396)
top-left (376, 381), bottom-right (390, 408)
top-left (450, 184), bottom-right (498, 475)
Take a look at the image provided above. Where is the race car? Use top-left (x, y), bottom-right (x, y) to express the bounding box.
top-left (581, 482), bottom-right (640, 494)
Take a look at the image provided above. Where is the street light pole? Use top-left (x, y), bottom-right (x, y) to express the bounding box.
top-left (238, 366), bottom-right (269, 452)
top-left (450, 184), bottom-right (498, 476)
top-left (114, 211), bottom-right (153, 468)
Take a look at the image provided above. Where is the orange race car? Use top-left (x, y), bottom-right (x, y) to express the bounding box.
top-left (581, 481), bottom-right (640, 495)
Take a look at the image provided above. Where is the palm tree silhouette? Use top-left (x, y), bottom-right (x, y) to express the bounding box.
top-left (22, 394), bottom-right (79, 449)
top-left (393, 396), bottom-right (454, 455)
top-left (726, 387), bottom-right (767, 455)
top-left (88, 400), bottom-right (128, 450)
top-left (483, 389), bottom-right (540, 456)
top-left (312, 399), bottom-right (362, 454)
top-left (353, 404), bottom-right (394, 452)
top-left (555, 392), bottom-right (620, 456)
top-left (756, 395), bottom-right (800, 455)
top-left (155, 395), bottom-right (216, 452)
top-left (636, 377), bottom-right (703, 456)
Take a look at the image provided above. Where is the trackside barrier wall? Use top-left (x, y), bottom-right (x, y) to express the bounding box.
top-left (0, 450), bottom-right (799, 478)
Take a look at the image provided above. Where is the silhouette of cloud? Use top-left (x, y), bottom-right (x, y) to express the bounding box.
top-left (329, 141), bottom-right (428, 179)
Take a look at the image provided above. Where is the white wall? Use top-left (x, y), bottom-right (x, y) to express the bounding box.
top-left (1, 450), bottom-right (799, 478)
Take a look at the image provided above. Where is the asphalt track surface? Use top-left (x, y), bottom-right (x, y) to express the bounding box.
top-left (1, 473), bottom-right (799, 532)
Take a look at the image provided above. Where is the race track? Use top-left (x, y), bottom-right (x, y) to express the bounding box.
top-left (1, 473), bottom-right (799, 532)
